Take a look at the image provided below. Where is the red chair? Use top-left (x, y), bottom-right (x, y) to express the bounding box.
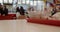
top-left (0, 14), bottom-right (16, 20)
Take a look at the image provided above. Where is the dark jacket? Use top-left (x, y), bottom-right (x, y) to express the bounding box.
top-left (16, 7), bottom-right (20, 12)
top-left (20, 7), bottom-right (25, 15)
top-left (0, 8), bottom-right (3, 14)
top-left (3, 8), bottom-right (8, 15)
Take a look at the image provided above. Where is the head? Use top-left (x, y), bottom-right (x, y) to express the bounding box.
top-left (20, 6), bottom-right (23, 9)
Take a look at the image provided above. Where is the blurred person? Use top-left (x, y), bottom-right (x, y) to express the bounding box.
top-left (3, 5), bottom-right (8, 16)
top-left (19, 6), bottom-right (25, 15)
top-left (50, 3), bottom-right (57, 16)
top-left (0, 3), bottom-right (3, 15)
top-left (16, 7), bottom-right (20, 12)
top-left (16, 7), bottom-right (20, 18)
top-left (51, 7), bottom-right (57, 16)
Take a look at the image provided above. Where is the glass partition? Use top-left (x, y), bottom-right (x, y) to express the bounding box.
top-left (4, 0), bottom-right (8, 3)
top-left (30, 1), bottom-right (34, 6)
top-left (0, 0), bottom-right (45, 20)
top-left (26, 0), bottom-right (30, 4)
top-left (18, 0), bottom-right (21, 4)
top-left (34, 1), bottom-right (37, 6)
top-left (9, 0), bottom-right (13, 3)
top-left (22, 0), bottom-right (26, 4)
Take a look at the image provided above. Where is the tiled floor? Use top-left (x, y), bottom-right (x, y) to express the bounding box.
top-left (0, 19), bottom-right (60, 32)
top-left (27, 23), bottom-right (60, 32)
top-left (0, 19), bottom-right (27, 32)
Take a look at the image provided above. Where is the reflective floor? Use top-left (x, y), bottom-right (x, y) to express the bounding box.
top-left (27, 23), bottom-right (60, 32)
top-left (0, 19), bottom-right (60, 32)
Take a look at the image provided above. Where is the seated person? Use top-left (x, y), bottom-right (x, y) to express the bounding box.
top-left (0, 3), bottom-right (3, 15)
top-left (51, 8), bottom-right (57, 16)
top-left (48, 12), bottom-right (60, 20)
top-left (2, 5), bottom-right (8, 16)
top-left (16, 7), bottom-right (20, 12)
top-left (19, 6), bottom-right (25, 15)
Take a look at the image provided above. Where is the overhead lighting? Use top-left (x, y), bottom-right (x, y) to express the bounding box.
top-left (22, 0), bottom-right (25, 4)
top-left (34, 1), bottom-right (37, 6)
top-left (30, 1), bottom-right (33, 6)
top-left (26, 0), bottom-right (29, 4)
